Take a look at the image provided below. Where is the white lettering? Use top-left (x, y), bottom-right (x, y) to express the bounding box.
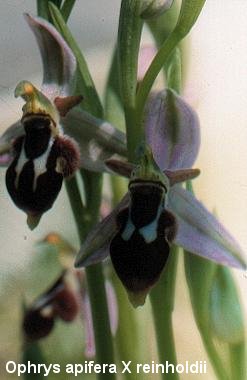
top-left (66, 364), bottom-right (74, 374)
top-left (166, 361), bottom-right (175, 373)
top-left (190, 361), bottom-right (198, 374)
top-left (176, 364), bottom-right (184, 374)
top-left (142, 364), bottom-right (150, 373)
top-left (53, 364), bottom-right (60, 374)
top-left (122, 361), bottom-right (132, 373)
top-left (6, 361), bottom-right (16, 374)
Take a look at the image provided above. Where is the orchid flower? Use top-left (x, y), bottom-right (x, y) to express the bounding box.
top-left (0, 14), bottom-right (126, 228)
top-left (23, 271), bottom-right (80, 342)
top-left (23, 268), bottom-right (118, 356)
top-left (24, 233), bottom-right (118, 358)
top-left (74, 88), bottom-right (246, 306)
top-left (0, 14), bottom-right (245, 307)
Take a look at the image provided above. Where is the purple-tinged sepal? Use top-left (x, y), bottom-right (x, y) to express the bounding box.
top-left (168, 186), bottom-right (246, 269)
top-left (24, 13), bottom-right (77, 99)
top-left (145, 89), bottom-right (200, 171)
top-left (105, 157), bottom-right (200, 185)
top-left (6, 81), bottom-right (80, 229)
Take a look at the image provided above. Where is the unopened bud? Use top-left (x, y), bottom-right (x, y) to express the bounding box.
top-left (140, 0), bottom-right (174, 19)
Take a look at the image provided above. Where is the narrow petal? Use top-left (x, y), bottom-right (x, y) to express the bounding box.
top-left (145, 89), bottom-right (200, 170)
top-left (75, 194), bottom-right (130, 268)
top-left (168, 186), bottom-right (246, 269)
top-left (25, 13), bottom-right (76, 99)
top-left (105, 158), bottom-right (200, 185)
top-left (62, 108), bottom-right (127, 172)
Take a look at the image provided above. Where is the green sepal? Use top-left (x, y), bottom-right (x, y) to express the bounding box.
top-left (130, 144), bottom-right (170, 191)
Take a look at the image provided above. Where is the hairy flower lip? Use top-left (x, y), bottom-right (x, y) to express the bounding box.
top-left (4, 81), bottom-right (81, 229)
top-left (75, 183), bottom-right (247, 271)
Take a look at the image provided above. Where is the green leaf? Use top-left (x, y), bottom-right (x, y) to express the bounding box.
top-left (174, 0), bottom-right (206, 39)
top-left (60, 0), bottom-right (76, 22)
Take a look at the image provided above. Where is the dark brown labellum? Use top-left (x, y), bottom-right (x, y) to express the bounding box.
top-left (22, 271), bottom-right (79, 340)
top-left (110, 182), bottom-right (176, 303)
top-left (5, 115), bottom-right (80, 219)
top-left (53, 288), bottom-right (79, 322)
top-left (23, 309), bottom-right (54, 341)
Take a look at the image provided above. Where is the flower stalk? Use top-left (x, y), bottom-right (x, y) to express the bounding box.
top-left (118, 0), bottom-right (144, 161)
top-left (150, 247), bottom-right (179, 380)
top-left (65, 175), bottom-right (116, 379)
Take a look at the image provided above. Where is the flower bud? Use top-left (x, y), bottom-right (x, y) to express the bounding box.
top-left (140, 0), bottom-right (174, 19)
top-left (6, 81), bottom-right (80, 229)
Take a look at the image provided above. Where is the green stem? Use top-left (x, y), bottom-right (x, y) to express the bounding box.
top-left (65, 176), bottom-right (86, 232)
top-left (166, 48), bottom-right (182, 94)
top-left (105, 58), bottom-right (139, 378)
top-left (112, 272), bottom-right (140, 380)
top-left (150, 247), bottom-right (179, 380)
top-left (118, 0), bottom-right (143, 161)
top-left (136, 32), bottom-right (180, 120)
top-left (65, 176), bottom-right (116, 380)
